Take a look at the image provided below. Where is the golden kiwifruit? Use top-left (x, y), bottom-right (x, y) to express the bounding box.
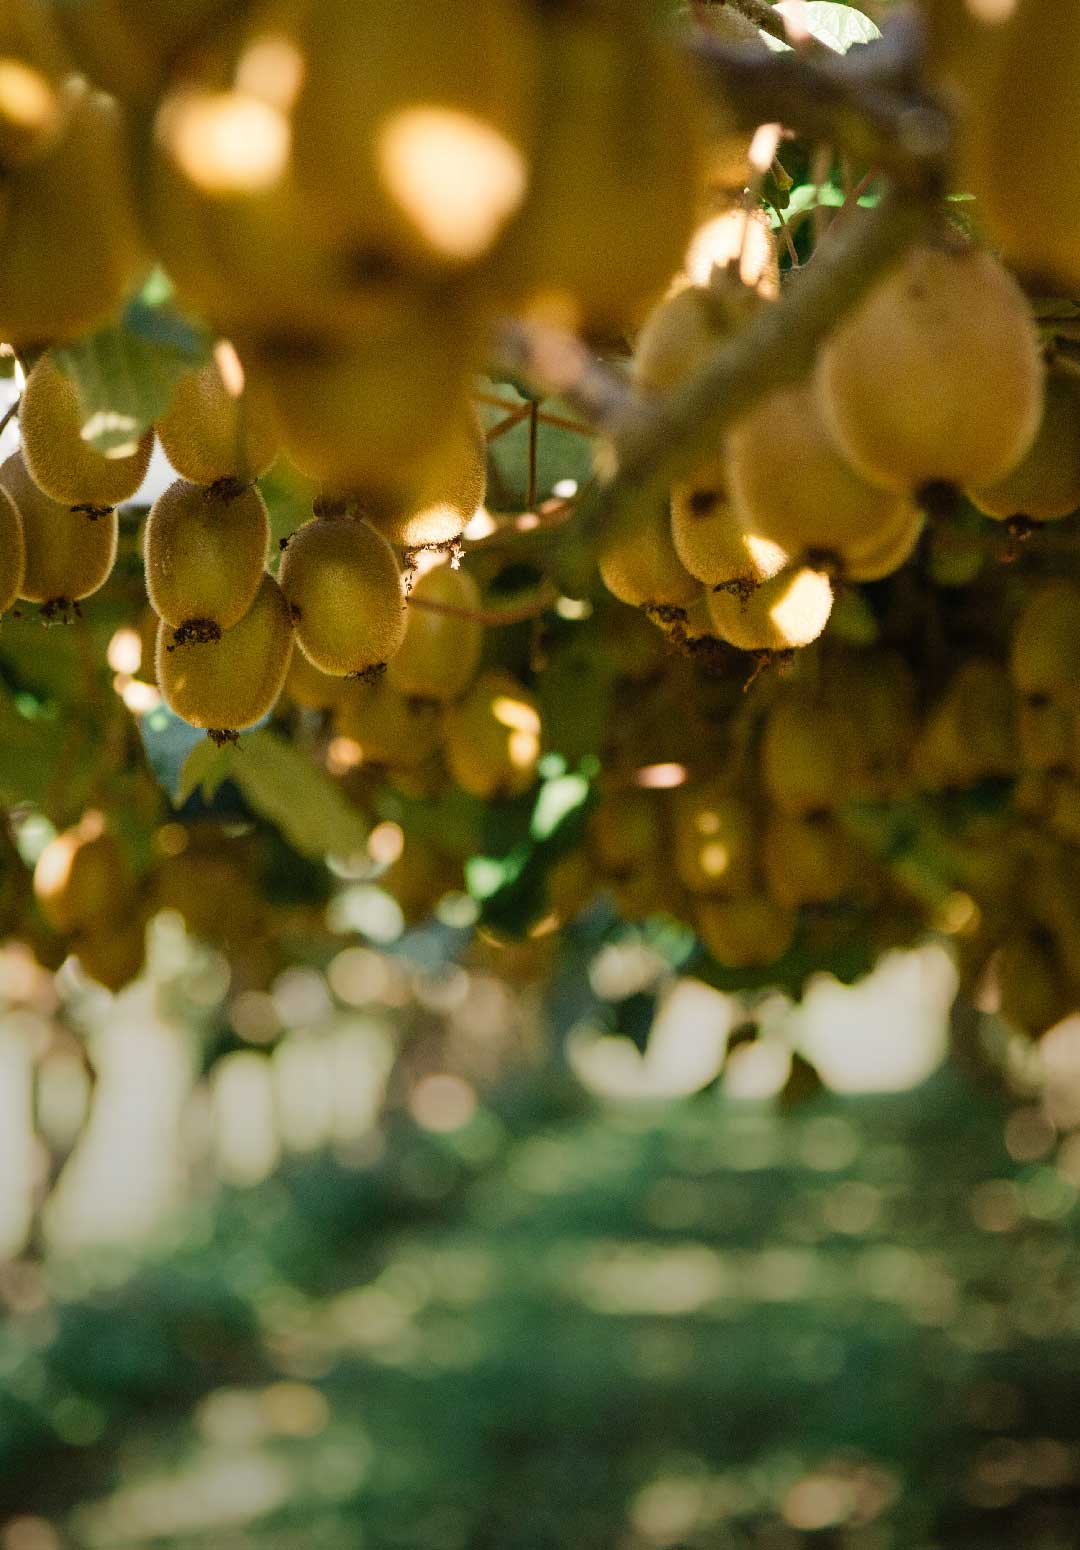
top-left (156, 357), bottom-right (279, 485)
top-left (33, 810), bottom-right (134, 934)
top-left (1019, 697), bottom-right (1072, 773)
top-left (291, 0), bottom-right (537, 269)
top-left (673, 783), bottom-right (756, 897)
top-left (839, 503), bottom-right (925, 583)
top-left (0, 79), bottom-right (144, 346)
top-left (144, 477), bottom-right (270, 639)
top-left (670, 484), bottom-right (787, 591)
top-left (0, 483), bottom-right (25, 614)
top-left (589, 789), bottom-right (662, 878)
top-left (49, 0), bottom-right (243, 105)
top-left (727, 380), bottom-right (915, 568)
top-left (505, 9), bottom-right (703, 331)
top-left (334, 675), bottom-right (442, 768)
top-left (970, 363), bottom-right (1080, 522)
top-left (380, 841), bottom-right (462, 926)
top-left (830, 650), bottom-right (918, 801)
top-left (0, 0), bottom-right (73, 167)
top-left (913, 658), bottom-right (1018, 790)
top-left (20, 354), bottom-right (153, 508)
top-left (371, 408), bottom-right (485, 550)
top-left (1010, 581), bottom-right (1080, 702)
top-left (0, 449), bottom-right (116, 607)
top-left (156, 571), bottom-right (293, 734)
top-left (387, 562), bottom-right (483, 702)
top-left (962, 0), bottom-right (1080, 291)
top-left (633, 283), bottom-right (732, 395)
top-left (763, 810), bottom-right (858, 909)
top-left (283, 649), bottom-right (343, 713)
top-left (707, 563), bottom-right (833, 652)
top-left (761, 692), bottom-right (857, 816)
top-left (278, 514), bottom-right (406, 678)
top-left (443, 670), bottom-right (541, 800)
top-left (696, 895), bottom-right (796, 969)
top-left (153, 848), bottom-right (264, 947)
top-left (816, 243), bottom-right (1043, 494)
top-left (73, 908), bottom-right (147, 992)
top-left (599, 495), bottom-right (701, 610)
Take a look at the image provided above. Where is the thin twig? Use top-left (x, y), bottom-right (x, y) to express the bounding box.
top-left (0, 396), bottom-right (21, 439)
top-left (491, 318), bottom-right (640, 435)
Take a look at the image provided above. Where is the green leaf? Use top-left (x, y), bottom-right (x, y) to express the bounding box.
top-left (52, 288), bottom-right (210, 456)
top-left (217, 729), bottom-right (370, 860)
top-left (175, 738), bottom-right (238, 807)
top-left (766, 2), bottom-right (880, 52)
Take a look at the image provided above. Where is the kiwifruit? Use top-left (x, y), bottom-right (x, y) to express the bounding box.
top-left (831, 650), bottom-right (918, 802)
top-left (153, 848), bottom-right (264, 947)
top-left (370, 408), bottom-right (485, 550)
top-left (387, 562), bottom-right (483, 702)
top-left (914, 658), bottom-right (1018, 790)
top-left (278, 514), bottom-right (406, 678)
top-left (599, 495), bottom-right (702, 610)
top-left (707, 563), bottom-right (833, 652)
top-left (20, 354), bottom-right (153, 509)
top-left (763, 810), bottom-right (857, 909)
top-left (0, 79), bottom-right (145, 346)
top-left (0, 449), bottom-right (116, 607)
top-left (1011, 581), bottom-right (1080, 702)
top-left (727, 380), bottom-right (914, 566)
top-left (443, 670), bottom-right (541, 800)
top-left (144, 477), bottom-right (270, 639)
top-left (33, 809), bottom-right (135, 934)
top-left (73, 908), bottom-right (147, 992)
top-left (839, 504), bottom-right (925, 583)
top-left (969, 363), bottom-right (1080, 522)
top-left (156, 571), bottom-right (294, 734)
top-left (673, 783), bottom-right (756, 897)
top-left (670, 484), bottom-right (788, 591)
top-left (696, 895), bottom-right (796, 969)
top-left (761, 692), bottom-right (856, 816)
top-left (334, 674), bottom-right (443, 768)
top-left (283, 649), bottom-right (343, 713)
top-left (380, 841), bottom-right (462, 926)
top-left (0, 483), bottom-right (25, 614)
top-left (290, 0), bottom-right (537, 269)
top-left (0, 0), bottom-right (73, 167)
top-left (816, 243), bottom-right (1043, 493)
top-left (589, 789), bottom-right (662, 878)
top-left (547, 848), bottom-right (596, 923)
top-left (156, 356), bottom-right (279, 485)
top-left (633, 283), bottom-right (732, 395)
top-left (504, 8), bottom-right (703, 331)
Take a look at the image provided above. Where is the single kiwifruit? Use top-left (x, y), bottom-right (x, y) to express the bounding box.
top-left (633, 283), bottom-right (732, 395)
top-left (816, 242), bottom-right (1043, 494)
top-left (599, 496), bottom-right (701, 610)
top-left (20, 354), bottom-right (153, 508)
top-left (1011, 581), bottom-right (1080, 702)
top-left (0, 79), bottom-right (145, 346)
top-left (33, 809), bottom-right (135, 934)
top-left (969, 363), bottom-right (1080, 522)
top-left (727, 380), bottom-right (913, 566)
top-left (696, 895), bottom-right (796, 969)
top-left (387, 561), bottom-right (483, 701)
top-left (673, 783), bottom-right (756, 897)
top-left (370, 408), bottom-right (486, 550)
top-left (0, 449), bottom-right (117, 607)
top-left (839, 503), bottom-right (925, 583)
top-left (443, 669), bottom-right (541, 800)
top-left (156, 570), bottom-right (293, 734)
top-left (761, 691), bottom-right (857, 816)
top-left (914, 658), bottom-right (1019, 789)
top-left (144, 477), bottom-right (270, 639)
top-left (589, 789), bottom-right (662, 878)
top-left (73, 907), bottom-right (147, 992)
top-left (707, 562), bottom-right (833, 652)
top-left (670, 484), bottom-right (788, 591)
top-left (278, 513), bottom-right (406, 677)
top-left (283, 648), bottom-right (343, 713)
top-left (0, 483), bottom-right (25, 614)
top-left (763, 810), bottom-right (858, 909)
top-left (334, 674), bottom-right (443, 768)
top-left (156, 356), bottom-right (279, 485)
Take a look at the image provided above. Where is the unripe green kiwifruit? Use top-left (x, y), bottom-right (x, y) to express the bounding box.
top-left (696, 895), bottom-right (796, 969)
top-left (334, 675), bottom-right (442, 767)
top-left (1011, 581), bottom-right (1080, 702)
top-left (33, 809), bottom-right (135, 934)
top-left (816, 243), bottom-right (1043, 494)
top-left (727, 380), bottom-right (914, 567)
top-left (371, 408), bottom-right (485, 550)
top-left (278, 514), bottom-right (406, 678)
top-left (0, 483), bottom-right (25, 614)
top-left (0, 449), bottom-right (116, 607)
top-left (0, 0), bottom-right (73, 167)
top-left (707, 563), bottom-right (833, 652)
top-left (144, 477), bottom-right (270, 639)
top-left (74, 907), bottom-right (147, 992)
top-left (969, 363), bottom-right (1080, 522)
top-left (0, 79), bottom-right (145, 346)
top-left (599, 496), bottom-right (701, 610)
top-left (673, 783), bottom-right (756, 897)
top-left (763, 810), bottom-right (857, 909)
top-left (156, 357), bottom-right (279, 485)
top-left (443, 670), bottom-right (541, 800)
top-left (21, 354), bottom-right (153, 508)
top-left (156, 571), bottom-right (293, 734)
top-left (670, 484), bottom-right (788, 591)
top-left (387, 561), bottom-right (483, 701)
